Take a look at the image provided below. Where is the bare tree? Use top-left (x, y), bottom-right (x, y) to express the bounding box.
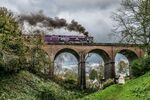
top-left (113, 0), bottom-right (150, 56)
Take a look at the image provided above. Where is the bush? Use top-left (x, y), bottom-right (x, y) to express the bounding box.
top-left (64, 78), bottom-right (76, 84)
top-left (103, 79), bottom-right (115, 89)
top-left (131, 56), bottom-right (150, 77)
top-left (89, 69), bottom-right (98, 80)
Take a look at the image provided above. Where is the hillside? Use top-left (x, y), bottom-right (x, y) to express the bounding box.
top-left (0, 71), bottom-right (82, 100)
top-left (0, 71), bottom-right (149, 100)
top-left (80, 72), bottom-right (150, 100)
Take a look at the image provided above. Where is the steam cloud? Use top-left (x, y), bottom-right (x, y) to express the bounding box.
top-left (19, 13), bottom-right (89, 36)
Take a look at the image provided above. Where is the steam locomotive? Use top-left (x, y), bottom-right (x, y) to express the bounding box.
top-left (44, 35), bottom-right (93, 43)
top-left (23, 34), bottom-right (93, 43)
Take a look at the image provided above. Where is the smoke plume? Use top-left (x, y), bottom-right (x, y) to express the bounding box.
top-left (19, 12), bottom-right (89, 36)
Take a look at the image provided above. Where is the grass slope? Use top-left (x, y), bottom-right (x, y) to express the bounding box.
top-left (0, 71), bottom-right (81, 100)
top-left (0, 71), bottom-right (149, 100)
top-left (80, 72), bottom-right (150, 100)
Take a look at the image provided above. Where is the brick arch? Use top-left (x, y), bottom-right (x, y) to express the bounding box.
top-left (42, 44), bottom-right (144, 88)
top-left (54, 48), bottom-right (80, 62)
top-left (87, 49), bottom-right (113, 79)
top-left (114, 47), bottom-right (141, 58)
top-left (116, 49), bottom-right (138, 63)
top-left (87, 49), bottom-right (111, 62)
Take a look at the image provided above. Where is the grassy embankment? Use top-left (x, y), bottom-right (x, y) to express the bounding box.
top-left (0, 70), bottom-right (149, 100)
top-left (80, 72), bottom-right (150, 100)
top-left (0, 71), bottom-right (83, 100)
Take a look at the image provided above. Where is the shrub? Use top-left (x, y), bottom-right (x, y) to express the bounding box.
top-left (64, 78), bottom-right (76, 84)
top-left (103, 79), bottom-right (115, 89)
top-left (131, 56), bottom-right (150, 77)
top-left (89, 69), bottom-right (98, 80)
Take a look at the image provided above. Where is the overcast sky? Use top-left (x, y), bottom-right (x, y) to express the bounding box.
top-left (0, 0), bottom-right (121, 43)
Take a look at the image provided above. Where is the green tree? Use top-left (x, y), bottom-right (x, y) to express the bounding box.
top-left (131, 56), bottom-right (150, 77)
top-left (0, 7), bottom-right (21, 53)
top-left (0, 7), bottom-right (26, 71)
top-left (98, 65), bottom-right (104, 81)
top-left (113, 0), bottom-right (150, 56)
top-left (0, 7), bottom-right (51, 74)
top-left (23, 34), bottom-right (50, 74)
top-left (89, 69), bottom-right (98, 80)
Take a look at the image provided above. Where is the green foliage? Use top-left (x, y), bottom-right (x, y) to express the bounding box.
top-left (103, 79), bottom-right (115, 89)
top-left (29, 48), bottom-right (50, 74)
top-left (89, 69), bottom-right (98, 80)
top-left (0, 7), bottom-right (51, 74)
top-left (0, 7), bottom-right (27, 72)
top-left (131, 56), bottom-right (150, 77)
top-left (80, 72), bottom-right (150, 100)
top-left (118, 60), bottom-right (128, 73)
top-left (64, 70), bottom-right (77, 82)
top-left (22, 34), bottom-right (51, 75)
top-left (0, 71), bottom-right (82, 100)
top-left (63, 75), bottom-right (77, 86)
top-left (53, 73), bottom-right (78, 91)
top-left (0, 7), bottom-right (22, 53)
top-left (0, 52), bottom-right (4, 67)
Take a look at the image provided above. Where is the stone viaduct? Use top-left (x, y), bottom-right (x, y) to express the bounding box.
top-left (42, 43), bottom-right (144, 89)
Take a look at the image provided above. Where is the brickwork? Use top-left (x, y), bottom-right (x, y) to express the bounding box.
top-left (42, 43), bottom-right (144, 89)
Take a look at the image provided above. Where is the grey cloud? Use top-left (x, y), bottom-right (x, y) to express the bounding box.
top-left (54, 0), bottom-right (120, 11)
top-left (0, 0), bottom-right (122, 43)
top-left (0, 0), bottom-right (121, 15)
top-left (56, 9), bottom-right (116, 42)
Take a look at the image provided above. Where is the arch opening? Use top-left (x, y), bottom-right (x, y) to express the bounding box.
top-left (85, 49), bottom-right (111, 88)
top-left (85, 53), bottom-right (104, 88)
top-left (54, 48), bottom-right (80, 61)
top-left (115, 49), bottom-right (138, 77)
top-left (87, 49), bottom-right (111, 63)
top-left (54, 48), bottom-right (79, 83)
top-left (115, 53), bottom-right (129, 77)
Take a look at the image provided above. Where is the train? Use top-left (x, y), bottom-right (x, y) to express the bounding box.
top-left (44, 35), bottom-right (94, 43)
top-left (23, 34), bottom-right (94, 43)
